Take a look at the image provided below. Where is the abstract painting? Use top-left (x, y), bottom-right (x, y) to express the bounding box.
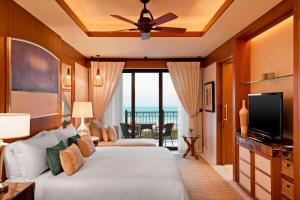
top-left (11, 39), bottom-right (58, 93)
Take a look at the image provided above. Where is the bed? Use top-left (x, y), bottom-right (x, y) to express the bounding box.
top-left (33, 147), bottom-right (188, 200)
top-left (97, 138), bottom-right (156, 147)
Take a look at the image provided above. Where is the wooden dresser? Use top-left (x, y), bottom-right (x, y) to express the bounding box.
top-left (236, 134), bottom-right (292, 200)
top-left (281, 149), bottom-right (294, 200)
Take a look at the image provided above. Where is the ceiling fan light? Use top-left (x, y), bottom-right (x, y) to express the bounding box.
top-left (141, 32), bottom-right (150, 40)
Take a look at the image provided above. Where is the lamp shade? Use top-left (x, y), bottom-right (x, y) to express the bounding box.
top-left (72, 102), bottom-right (93, 118)
top-left (0, 113), bottom-right (30, 139)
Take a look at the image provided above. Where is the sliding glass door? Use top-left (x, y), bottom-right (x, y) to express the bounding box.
top-left (122, 70), bottom-right (179, 150)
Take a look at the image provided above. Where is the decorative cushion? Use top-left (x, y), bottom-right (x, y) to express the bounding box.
top-left (101, 127), bottom-right (109, 142)
top-left (77, 136), bottom-right (95, 157)
top-left (59, 144), bottom-right (84, 176)
top-left (13, 133), bottom-right (59, 180)
top-left (90, 120), bottom-right (102, 141)
top-left (54, 125), bottom-right (78, 146)
top-left (68, 134), bottom-right (81, 146)
top-left (108, 126), bottom-right (117, 142)
top-left (46, 141), bottom-right (66, 175)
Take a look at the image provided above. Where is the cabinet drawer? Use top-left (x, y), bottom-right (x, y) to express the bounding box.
top-left (282, 178), bottom-right (294, 200)
top-left (239, 172), bottom-right (251, 192)
top-left (255, 184), bottom-right (271, 200)
top-left (239, 146), bottom-right (250, 163)
top-left (239, 159), bottom-right (251, 177)
top-left (282, 159), bottom-right (294, 179)
top-left (255, 153), bottom-right (271, 175)
top-left (255, 169), bottom-right (271, 192)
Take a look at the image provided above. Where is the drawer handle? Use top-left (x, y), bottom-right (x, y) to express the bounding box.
top-left (286, 184), bottom-right (290, 188)
top-left (287, 163), bottom-right (290, 167)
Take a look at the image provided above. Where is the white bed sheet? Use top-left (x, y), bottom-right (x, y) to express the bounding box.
top-left (97, 139), bottom-right (156, 147)
top-left (33, 147), bottom-right (188, 200)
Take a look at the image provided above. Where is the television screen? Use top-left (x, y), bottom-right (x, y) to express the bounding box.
top-left (248, 93), bottom-right (283, 141)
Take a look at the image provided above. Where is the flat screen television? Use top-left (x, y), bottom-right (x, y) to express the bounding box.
top-left (248, 92), bottom-right (283, 141)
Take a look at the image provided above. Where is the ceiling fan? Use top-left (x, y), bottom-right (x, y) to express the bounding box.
top-left (111, 0), bottom-right (186, 40)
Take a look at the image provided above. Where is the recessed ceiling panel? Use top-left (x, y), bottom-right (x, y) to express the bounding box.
top-left (61, 0), bottom-right (228, 33)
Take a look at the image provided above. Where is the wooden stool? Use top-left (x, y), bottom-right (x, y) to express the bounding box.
top-left (182, 136), bottom-right (199, 160)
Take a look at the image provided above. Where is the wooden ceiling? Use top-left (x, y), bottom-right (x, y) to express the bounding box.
top-left (55, 0), bottom-right (233, 37)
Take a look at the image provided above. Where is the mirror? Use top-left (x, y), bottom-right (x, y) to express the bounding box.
top-left (61, 63), bottom-right (73, 122)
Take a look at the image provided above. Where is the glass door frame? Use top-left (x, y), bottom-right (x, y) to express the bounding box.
top-left (122, 68), bottom-right (177, 150)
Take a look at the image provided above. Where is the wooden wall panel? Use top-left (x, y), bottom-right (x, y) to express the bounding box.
top-left (0, 0), bottom-right (87, 135)
top-left (233, 39), bottom-right (250, 181)
top-left (293, 1), bottom-right (300, 199)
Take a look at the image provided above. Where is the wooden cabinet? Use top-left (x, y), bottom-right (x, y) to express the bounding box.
top-left (281, 150), bottom-right (294, 200)
top-left (236, 135), bottom-right (282, 200)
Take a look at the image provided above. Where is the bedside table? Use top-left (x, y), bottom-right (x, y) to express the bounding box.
top-left (90, 136), bottom-right (99, 146)
top-left (0, 182), bottom-right (35, 200)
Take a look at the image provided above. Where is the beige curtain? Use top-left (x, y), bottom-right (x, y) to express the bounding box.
top-left (90, 62), bottom-right (125, 122)
top-left (167, 62), bottom-right (202, 152)
top-left (62, 91), bottom-right (71, 113)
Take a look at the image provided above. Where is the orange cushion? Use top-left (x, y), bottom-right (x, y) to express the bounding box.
top-left (59, 144), bottom-right (84, 176)
top-left (77, 136), bottom-right (96, 157)
top-left (108, 126), bottom-right (117, 142)
top-left (101, 127), bottom-right (109, 142)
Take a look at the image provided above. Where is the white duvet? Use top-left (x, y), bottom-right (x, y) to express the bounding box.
top-left (34, 147), bottom-right (188, 200)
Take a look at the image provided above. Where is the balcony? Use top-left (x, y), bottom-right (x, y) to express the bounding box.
top-left (124, 110), bottom-right (178, 147)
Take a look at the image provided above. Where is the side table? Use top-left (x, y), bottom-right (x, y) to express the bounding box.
top-left (182, 136), bottom-right (199, 160)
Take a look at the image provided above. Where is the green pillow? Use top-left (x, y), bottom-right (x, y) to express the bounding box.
top-left (68, 134), bottom-right (81, 146)
top-left (46, 141), bottom-right (66, 175)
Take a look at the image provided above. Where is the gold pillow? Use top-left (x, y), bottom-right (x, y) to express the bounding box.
top-left (101, 127), bottom-right (109, 142)
top-left (108, 126), bottom-right (117, 142)
top-left (90, 120), bottom-right (102, 141)
top-left (77, 136), bottom-right (96, 157)
top-left (59, 144), bottom-right (84, 176)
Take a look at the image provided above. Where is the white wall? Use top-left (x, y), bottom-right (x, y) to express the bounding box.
top-left (202, 63), bottom-right (217, 164)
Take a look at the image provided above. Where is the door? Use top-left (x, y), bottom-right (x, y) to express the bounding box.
top-left (221, 60), bottom-right (233, 164)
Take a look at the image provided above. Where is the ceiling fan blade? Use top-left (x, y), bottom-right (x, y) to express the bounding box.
top-left (111, 28), bottom-right (139, 32)
top-left (154, 27), bottom-right (186, 33)
top-left (111, 15), bottom-right (138, 25)
top-left (152, 13), bottom-right (178, 26)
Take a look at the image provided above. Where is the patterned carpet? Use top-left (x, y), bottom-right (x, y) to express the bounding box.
top-left (175, 154), bottom-right (244, 200)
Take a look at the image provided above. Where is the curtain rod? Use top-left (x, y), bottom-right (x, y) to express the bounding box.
top-left (89, 56), bottom-right (205, 62)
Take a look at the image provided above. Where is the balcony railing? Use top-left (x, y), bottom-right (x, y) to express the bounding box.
top-left (124, 110), bottom-right (178, 129)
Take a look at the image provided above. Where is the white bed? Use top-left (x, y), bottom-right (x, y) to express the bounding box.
top-left (33, 147), bottom-right (188, 200)
top-left (97, 138), bottom-right (156, 147)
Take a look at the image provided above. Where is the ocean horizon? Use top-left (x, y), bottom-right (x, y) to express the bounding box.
top-left (123, 106), bottom-right (178, 112)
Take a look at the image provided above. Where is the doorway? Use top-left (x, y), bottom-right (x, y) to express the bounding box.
top-left (219, 59), bottom-right (234, 165)
top-left (122, 69), bottom-right (179, 150)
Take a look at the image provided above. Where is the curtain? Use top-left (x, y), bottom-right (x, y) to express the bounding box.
top-left (167, 62), bottom-right (202, 153)
top-left (90, 62), bottom-right (125, 123)
top-left (103, 77), bottom-right (123, 138)
top-left (62, 91), bottom-right (71, 113)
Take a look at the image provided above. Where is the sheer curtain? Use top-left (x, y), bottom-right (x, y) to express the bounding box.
top-left (167, 62), bottom-right (202, 153)
top-left (103, 77), bottom-right (123, 138)
top-left (89, 62), bottom-right (124, 123)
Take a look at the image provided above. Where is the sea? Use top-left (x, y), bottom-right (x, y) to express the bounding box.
top-left (122, 106), bottom-right (178, 124)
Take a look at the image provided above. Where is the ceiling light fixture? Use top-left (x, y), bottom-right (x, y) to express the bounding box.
top-left (94, 55), bottom-right (104, 87)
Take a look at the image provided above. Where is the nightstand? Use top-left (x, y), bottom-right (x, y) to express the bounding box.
top-left (91, 136), bottom-right (99, 146)
top-left (0, 182), bottom-right (35, 200)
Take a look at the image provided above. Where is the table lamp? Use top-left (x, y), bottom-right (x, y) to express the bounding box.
top-left (0, 113), bottom-right (30, 190)
top-left (72, 102), bottom-right (93, 136)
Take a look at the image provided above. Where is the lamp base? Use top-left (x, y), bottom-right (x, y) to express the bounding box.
top-left (77, 118), bottom-right (89, 136)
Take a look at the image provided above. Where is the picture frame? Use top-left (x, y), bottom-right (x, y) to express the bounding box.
top-left (6, 37), bottom-right (60, 118)
top-left (204, 81), bottom-right (215, 112)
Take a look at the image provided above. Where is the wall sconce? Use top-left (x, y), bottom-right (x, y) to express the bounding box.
top-left (94, 55), bottom-right (104, 87)
top-left (63, 67), bottom-right (72, 88)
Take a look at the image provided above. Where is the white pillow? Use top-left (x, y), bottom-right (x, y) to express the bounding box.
top-left (4, 131), bottom-right (49, 179)
top-left (53, 125), bottom-right (77, 146)
top-left (11, 133), bottom-right (59, 180)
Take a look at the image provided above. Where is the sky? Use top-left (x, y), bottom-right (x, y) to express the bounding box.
top-left (123, 73), bottom-right (179, 108)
